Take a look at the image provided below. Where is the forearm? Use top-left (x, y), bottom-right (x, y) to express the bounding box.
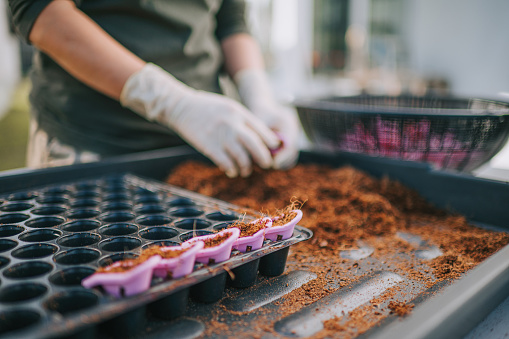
top-left (29, 0), bottom-right (145, 100)
top-left (221, 33), bottom-right (264, 78)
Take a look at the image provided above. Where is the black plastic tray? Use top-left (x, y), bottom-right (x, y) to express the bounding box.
top-left (0, 170), bottom-right (311, 339)
top-left (0, 146), bottom-right (508, 339)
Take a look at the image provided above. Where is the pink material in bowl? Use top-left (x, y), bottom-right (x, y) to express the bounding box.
top-left (265, 209), bottom-right (303, 241)
top-left (184, 228), bottom-right (240, 265)
top-left (153, 241), bottom-right (204, 279)
top-left (82, 255), bottom-right (161, 298)
top-left (232, 218), bottom-right (272, 253)
top-left (270, 132), bottom-right (286, 156)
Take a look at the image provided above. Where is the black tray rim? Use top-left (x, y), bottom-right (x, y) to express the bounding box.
top-left (293, 94), bottom-right (509, 117)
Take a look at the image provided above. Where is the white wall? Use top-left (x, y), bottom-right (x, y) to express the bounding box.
top-left (0, 1), bottom-right (20, 118)
top-left (254, 0), bottom-right (509, 99)
top-left (406, 0), bottom-right (509, 98)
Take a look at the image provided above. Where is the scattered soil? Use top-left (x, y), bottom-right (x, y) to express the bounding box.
top-left (321, 304), bottom-right (385, 339)
top-left (388, 301), bottom-right (414, 316)
top-left (228, 218), bottom-right (269, 237)
top-left (166, 161), bottom-right (509, 338)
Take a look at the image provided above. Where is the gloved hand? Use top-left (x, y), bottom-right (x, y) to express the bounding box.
top-left (234, 68), bottom-right (301, 169)
top-left (120, 63), bottom-right (280, 178)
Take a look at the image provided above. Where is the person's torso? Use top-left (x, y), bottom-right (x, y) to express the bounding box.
top-left (31, 0), bottom-right (225, 155)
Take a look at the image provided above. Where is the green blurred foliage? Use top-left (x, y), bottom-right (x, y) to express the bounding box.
top-left (0, 79), bottom-right (30, 171)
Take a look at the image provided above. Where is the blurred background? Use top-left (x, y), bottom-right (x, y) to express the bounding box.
top-left (1, 0), bottom-right (509, 172)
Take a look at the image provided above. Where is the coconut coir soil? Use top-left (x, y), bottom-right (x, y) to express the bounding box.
top-left (140, 245), bottom-right (188, 260)
top-left (228, 218), bottom-right (269, 237)
top-left (201, 232), bottom-right (231, 248)
top-left (97, 258), bottom-right (140, 273)
top-left (96, 245), bottom-right (189, 273)
top-left (166, 161), bottom-right (509, 338)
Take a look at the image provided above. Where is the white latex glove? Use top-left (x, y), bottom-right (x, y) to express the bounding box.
top-left (234, 68), bottom-right (301, 169)
top-left (120, 63), bottom-right (280, 178)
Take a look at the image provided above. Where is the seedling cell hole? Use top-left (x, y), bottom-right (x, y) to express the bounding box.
top-left (206, 212), bottom-right (239, 222)
top-left (3, 261), bottom-right (53, 279)
top-left (0, 239), bottom-right (17, 253)
top-left (0, 225), bottom-right (24, 237)
top-left (57, 233), bottom-right (101, 247)
top-left (31, 206), bottom-right (67, 216)
top-left (0, 309), bottom-right (41, 334)
top-left (25, 216), bottom-right (65, 229)
top-left (66, 209), bottom-right (101, 220)
top-left (43, 290), bottom-right (99, 315)
top-left (136, 215), bottom-right (172, 227)
top-left (100, 212), bottom-right (136, 223)
top-left (0, 202), bottom-right (33, 212)
top-left (101, 201), bottom-right (132, 212)
top-left (12, 243), bottom-right (58, 259)
top-left (8, 192), bottom-right (37, 201)
top-left (49, 267), bottom-right (96, 286)
top-left (99, 223), bottom-right (138, 236)
top-left (174, 219), bottom-right (211, 230)
top-left (61, 220), bottom-right (101, 232)
top-left (0, 283), bottom-right (47, 303)
top-left (99, 237), bottom-right (142, 252)
top-left (139, 226), bottom-right (179, 240)
top-left (18, 229), bottom-right (62, 242)
top-left (0, 213), bottom-right (30, 224)
top-left (54, 248), bottom-right (101, 265)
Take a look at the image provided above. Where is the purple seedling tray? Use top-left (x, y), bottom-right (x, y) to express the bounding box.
top-left (153, 241), bottom-right (204, 279)
top-left (265, 209), bottom-right (303, 241)
top-left (81, 255), bottom-right (161, 298)
top-left (184, 227), bottom-right (240, 265)
top-left (232, 218), bottom-right (272, 253)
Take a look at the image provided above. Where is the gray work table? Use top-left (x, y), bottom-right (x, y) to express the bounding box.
top-left (468, 162), bottom-right (509, 339)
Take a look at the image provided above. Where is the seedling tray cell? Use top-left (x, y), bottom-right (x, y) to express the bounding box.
top-left (0, 173), bottom-right (312, 339)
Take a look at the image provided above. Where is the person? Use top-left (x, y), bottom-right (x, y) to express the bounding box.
top-left (8, 0), bottom-right (300, 177)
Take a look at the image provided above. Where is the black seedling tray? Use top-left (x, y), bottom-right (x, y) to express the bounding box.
top-left (0, 172), bottom-right (312, 339)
